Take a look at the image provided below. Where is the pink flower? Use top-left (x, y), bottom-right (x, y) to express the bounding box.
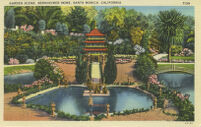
top-left (8, 58), bottom-right (19, 65)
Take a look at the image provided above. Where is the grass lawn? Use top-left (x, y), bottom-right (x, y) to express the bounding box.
top-left (171, 55), bottom-right (194, 61)
top-left (157, 63), bottom-right (194, 74)
top-left (4, 65), bottom-right (35, 76)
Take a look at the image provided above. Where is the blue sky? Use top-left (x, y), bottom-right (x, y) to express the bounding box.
top-left (96, 6), bottom-right (194, 17)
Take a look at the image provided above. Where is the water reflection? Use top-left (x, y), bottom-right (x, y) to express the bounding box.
top-left (27, 87), bottom-right (153, 116)
top-left (4, 72), bottom-right (35, 85)
top-left (158, 72), bottom-right (194, 104)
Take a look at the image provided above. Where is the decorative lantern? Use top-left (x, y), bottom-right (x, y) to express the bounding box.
top-left (159, 87), bottom-right (162, 96)
top-left (88, 94), bottom-right (93, 106)
top-left (18, 88), bottom-right (22, 95)
top-left (106, 104), bottom-right (110, 118)
top-left (22, 96), bottom-right (26, 108)
top-left (154, 97), bottom-right (157, 109)
top-left (51, 102), bottom-right (56, 117)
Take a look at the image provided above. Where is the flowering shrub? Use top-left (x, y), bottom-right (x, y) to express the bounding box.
top-left (24, 76), bottom-right (53, 88)
top-left (133, 44), bottom-right (145, 55)
top-left (8, 58), bottom-right (19, 65)
top-left (178, 48), bottom-right (193, 56)
top-left (148, 74), bottom-right (161, 85)
top-left (20, 24), bottom-right (34, 32)
top-left (45, 29), bottom-right (56, 36)
top-left (69, 32), bottom-right (84, 36)
top-left (176, 93), bottom-right (190, 101)
top-left (34, 57), bottom-right (65, 84)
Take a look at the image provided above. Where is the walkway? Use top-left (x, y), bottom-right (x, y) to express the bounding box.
top-left (153, 53), bottom-right (168, 61)
top-left (91, 62), bottom-right (101, 83)
top-left (4, 92), bottom-right (55, 121)
top-left (101, 108), bottom-right (177, 121)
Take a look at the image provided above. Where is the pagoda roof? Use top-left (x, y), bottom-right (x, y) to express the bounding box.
top-left (86, 29), bottom-right (105, 36)
top-left (84, 48), bottom-right (107, 51)
top-left (85, 41), bottom-right (105, 43)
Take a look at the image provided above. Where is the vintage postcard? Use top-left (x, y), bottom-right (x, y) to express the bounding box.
top-left (0, 0), bottom-right (201, 127)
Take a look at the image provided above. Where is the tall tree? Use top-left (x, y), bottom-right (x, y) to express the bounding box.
top-left (157, 9), bottom-right (186, 62)
top-left (66, 6), bottom-right (88, 32)
top-left (104, 46), bottom-right (117, 84)
top-left (5, 8), bottom-right (15, 28)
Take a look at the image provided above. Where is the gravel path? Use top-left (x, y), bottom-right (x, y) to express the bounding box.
top-left (101, 108), bottom-right (177, 121)
top-left (153, 53), bottom-right (168, 61)
top-left (4, 92), bottom-right (55, 121)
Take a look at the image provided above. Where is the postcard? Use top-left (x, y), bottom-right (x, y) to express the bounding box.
top-left (0, 0), bottom-right (201, 127)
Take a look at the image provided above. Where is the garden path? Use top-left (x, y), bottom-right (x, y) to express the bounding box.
top-left (153, 53), bottom-right (168, 61)
top-left (101, 108), bottom-right (177, 121)
top-left (91, 62), bottom-right (101, 83)
top-left (4, 92), bottom-right (55, 121)
top-left (115, 60), bottom-right (138, 83)
top-left (56, 63), bottom-right (76, 83)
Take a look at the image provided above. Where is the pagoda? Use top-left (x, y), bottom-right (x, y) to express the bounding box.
top-left (84, 28), bottom-right (107, 62)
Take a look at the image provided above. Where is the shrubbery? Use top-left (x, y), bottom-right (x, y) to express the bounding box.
top-left (104, 50), bottom-right (117, 84)
top-left (139, 84), bottom-right (194, 121)
top-left (34, 58), bottom-right (64, 84)
top-left (75, 54), bottom-right (87, 83)
top-left (4, 84), bottom-right (23, 93)
top-left (134, 54), bottom-right (156, 82)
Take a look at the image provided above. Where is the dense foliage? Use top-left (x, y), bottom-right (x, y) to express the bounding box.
top-left (34, 58), bottom-right (64, 84)
top-left (75, 54), bottom-right (87, 83)
top-left (139, 84), bottom-right (194, 121)
top-left (104, 48), bottom-right (117, 84)
top-left (134, 54), bottom-right (157, 82)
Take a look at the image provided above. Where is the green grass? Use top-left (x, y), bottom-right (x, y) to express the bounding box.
top-left (171, 55), bottom-right (194, 61)
top-left (157, 63), bottom-right (194, 74)
top-left (4, 65), bottom-right (35, 76)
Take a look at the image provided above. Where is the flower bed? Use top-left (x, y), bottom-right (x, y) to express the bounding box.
top-left (139, 84), bottom-right (194, 121)
top-left (34, 57), bottom-right (65, 84)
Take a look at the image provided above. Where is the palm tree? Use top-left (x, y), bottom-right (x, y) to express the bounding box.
top-left (157, 9), bottom-right (186, 62)
top-left (13, 6), bottom-right (63, 31)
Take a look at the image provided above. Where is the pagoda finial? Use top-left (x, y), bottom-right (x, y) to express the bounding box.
top-left (94, 21), bottom-right (97, 29)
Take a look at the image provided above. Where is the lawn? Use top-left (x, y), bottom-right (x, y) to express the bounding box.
top-left (157, 63), bottom-right (194, 74)
top-left (4, 65), bottom-right (35, 76)
top-left (171, 55), bottom-right (194, 61)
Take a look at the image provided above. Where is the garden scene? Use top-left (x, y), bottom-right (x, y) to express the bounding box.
top-left (4, 6), bottom-right (194, 121)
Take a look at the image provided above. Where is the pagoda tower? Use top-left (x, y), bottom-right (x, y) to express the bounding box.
top-left (84, 28), bottom-right (107, 62)
top-left (84, 28), bottom-right (107, 84)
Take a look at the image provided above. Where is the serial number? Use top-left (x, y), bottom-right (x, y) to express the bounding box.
top-left (183, 2), bottom-right (190, 5)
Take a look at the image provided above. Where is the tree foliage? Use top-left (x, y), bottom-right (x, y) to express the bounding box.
top-left (5, 8), bottom-right (15, 28)
top-left (134, 54), bottom-right (156, 82)
top-left (104, 47), bottom-right (117, 84)
top-left (66, 6), bottom-right (88, 32)
top-left (75, 54), bottom-right (87, 83)
top-left (157, 9), bottom-right (186, 61)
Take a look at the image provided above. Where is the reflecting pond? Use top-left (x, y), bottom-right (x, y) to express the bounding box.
top-left (158, 72), bottom-right (194, 104)
top-left (26, 87), bottom-right (153, 116)
top-left (4, 72), bottom-right (35, 85)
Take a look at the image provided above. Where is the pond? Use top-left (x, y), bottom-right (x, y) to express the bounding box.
top-left (4, 72), bottom-right (35, 85)
top-left (26, 87), bottom-right (153, 116)
top-left (158, 72), bottom-right (194, 104)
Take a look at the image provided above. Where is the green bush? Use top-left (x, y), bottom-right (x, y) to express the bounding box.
top-left (139, 84), bottom-right (194, 121)
top-left (34, 58), bottom-right (64, 84)
top-left (134, 54), bottom-right (156, 82)
top-left (104, 50), bottom-right (117, 84)
top-left (171, 45), bottom-right (182, 56)
top-left (75, 54), bottom-right (87, 83)
top-left (4, 84), bottom-right (23, 93)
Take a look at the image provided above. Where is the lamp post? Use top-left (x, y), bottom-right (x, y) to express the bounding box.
top-left (18, 88), bottom-right (22, 95)
top-left (88, 93), bottom-right (94, 120)
top-left (22, 96), bottom-right (26, 108)
top-left (106, 104), bottom-right (110, 118)
top-left (51, 102), bottom-right (56, 117)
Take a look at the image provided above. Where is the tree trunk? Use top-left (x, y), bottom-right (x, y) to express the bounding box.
top-left (168, 46), bottom-right (171, 63)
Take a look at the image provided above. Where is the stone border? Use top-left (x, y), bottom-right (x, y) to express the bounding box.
top-left (18, 86), bottom-right (59, 102)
